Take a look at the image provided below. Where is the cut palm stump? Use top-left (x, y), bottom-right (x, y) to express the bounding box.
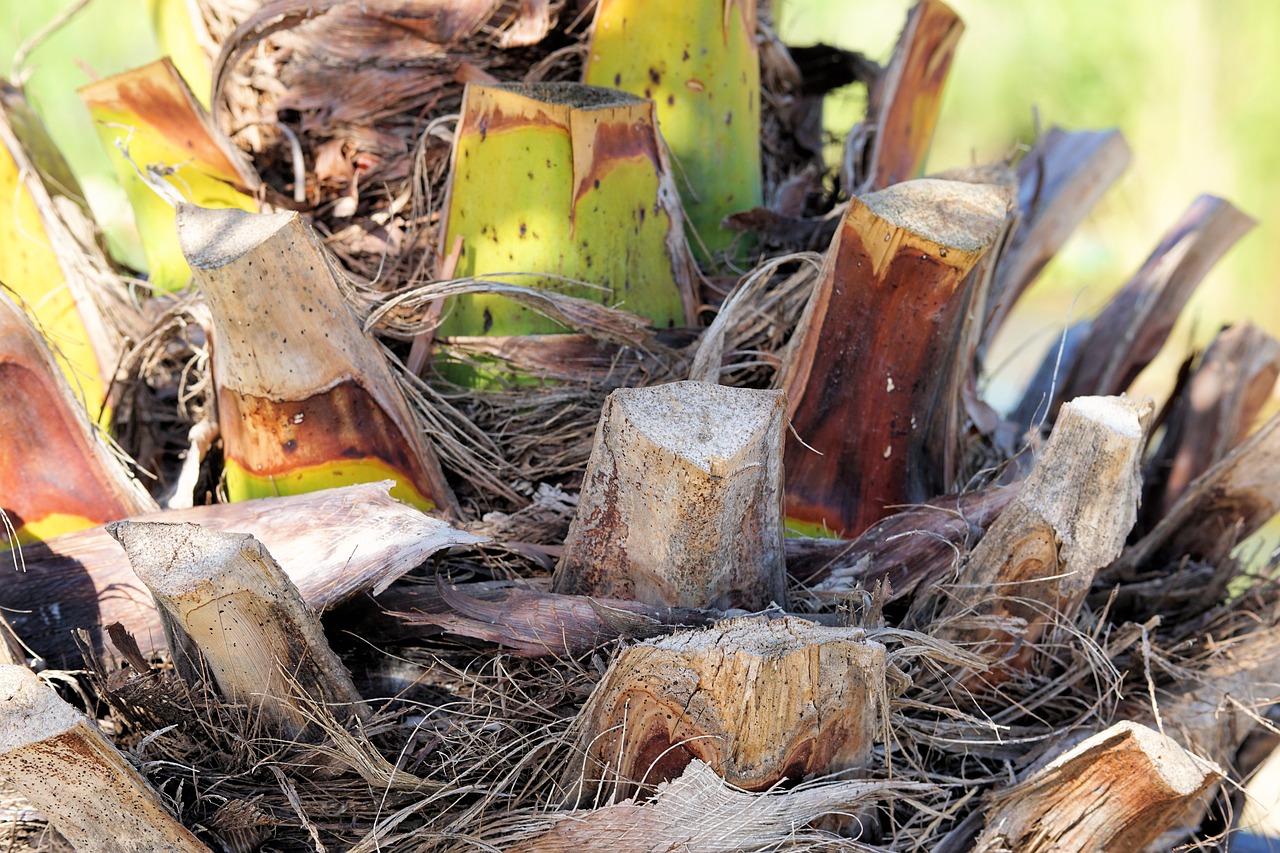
top-left (436, 81), bottom-right (696, 383)
top-left (973, 722), bottom-right (1220, 853)
top-left (4, 482), bottom-right (482, 666)
top-left (0, 664), bottom-right (209, 852)
top-left (563, 616), bottom-right (888, 805)
top-left (779, 178), bottom-right (1007, 538)
top-left (582, 0), bottom-right (762, 260)
top-left (0, 292), bottom-right (155, 547)
top-left (176, 204), bottom-right (458, 515)
top-left (108, 522), bottom-right (365, 734)
top-left (552, 380), bottom-right (786, 610)
top-left (911, 396), bottom-right (1151, 675)
top-left (844, 0), bottom-right (963, 192)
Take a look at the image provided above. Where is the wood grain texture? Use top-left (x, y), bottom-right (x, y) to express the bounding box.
top-left (553, 380), bottom-right (787, 610)
top-left (563, 615), bottom-right (887, 804)
top-left (974, 722), bottom-right (1220, 853)
top-left (109, 522), bottom-right (366, 733)
top-left (914, 396), bottom-right (1151, 674)
top-left (779, 178), bottom-right (1006, 537)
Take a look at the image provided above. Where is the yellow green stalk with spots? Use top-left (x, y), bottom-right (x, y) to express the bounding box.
top-left (583, 0), bottom-right (762, 263)
top-left (436, 82), bottom-right (697, 383)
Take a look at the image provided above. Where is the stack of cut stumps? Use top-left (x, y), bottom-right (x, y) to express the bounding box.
top-left (3, 1), bottom-right (1279, 851)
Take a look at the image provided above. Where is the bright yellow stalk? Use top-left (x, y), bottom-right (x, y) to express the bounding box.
top-left (0, 83), bottom-right (118, 420)
top-left (436, 82), bottom-right (696, 384)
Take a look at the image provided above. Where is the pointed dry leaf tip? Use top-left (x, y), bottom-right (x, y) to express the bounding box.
top-left (0, 665), bottom-right (84, 753)
top-left (176, 204), bottom-right (295, 269)
top-left (107, 521), bottom-right (253, 590)
top-left (859, 178), bottom-right (1008, 252)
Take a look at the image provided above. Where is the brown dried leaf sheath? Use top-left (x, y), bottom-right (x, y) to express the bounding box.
top-left (780, 178), bottom-right (1007, 537)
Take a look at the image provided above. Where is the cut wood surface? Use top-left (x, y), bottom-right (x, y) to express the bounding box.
top-left (846, 0), bottom-right (963, 192)
top-left (779, 178), bottom-right (1007, 538)
top-left (0, 292), bottom-right (156, 546)
top-left (109, 522), bottom-right (366, 733)
top-left (177, 203), bottom-right (458, 514)
top-left (984, 126), bottom-right (1131, 348)
top-left (1055, 195), bottom-right (1255, 406)
top-left (564, 615), bottom-right (887, 804)
top-left (914, 396), bottom-right (1151, 673)
top-left (973, 721), bottom-right (1220, 853)
top-left (553, 380), bottom-right (787, 610)
top-left (0, 664), bottom-right (209, 852)
top-left (3, 482), bottom-right (481, 667)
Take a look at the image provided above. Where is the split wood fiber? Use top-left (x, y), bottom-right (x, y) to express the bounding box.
top-left (974, 722), bottom-right (1220, 852)
top-left (564, 616), bottom-right (887, 804)
top-left (915, 395), bottom-right (1151, 674)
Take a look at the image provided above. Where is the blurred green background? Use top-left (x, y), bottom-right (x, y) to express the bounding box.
top-left (3, 0), bottom-right (1277, 410)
